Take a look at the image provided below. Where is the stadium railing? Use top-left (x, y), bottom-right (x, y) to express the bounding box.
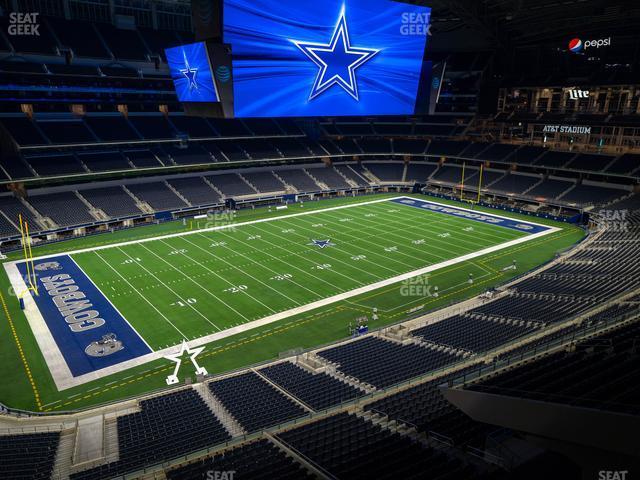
top-left (445, 308), bottom-right (640, 391)
top-left (0, 177), bottom-right (589, 249)
top-left (0, 216), bottom-right (593, 419)
top-left (120, 306), bottom-right (639, 480)
top-left (2, 287), bottom-right (635, 478)
top-left (9, 134), bottom-right (639, 186)
top-left (421, 189), bottom-right (586, 220)
top-left (2, 216), bottom-right (627, 480)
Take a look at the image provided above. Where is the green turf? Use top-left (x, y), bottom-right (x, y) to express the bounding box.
top-left (72, 198), bottom-right (526, 348)
top-left (0, 194), bottom-right (586, 412)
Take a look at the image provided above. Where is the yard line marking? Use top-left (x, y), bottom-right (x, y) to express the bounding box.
top-left (247, 222), bottom-right (380, 284)
top-left (68, 255), bottom-right (154, 352)
top-left (293, 212), bottom-right (450, 265)
top-left (364, 201), bottom-right (521, 245)
top-left (340, 202), bottom-right (522, 254)
top-left (256, 219), bottom-right (402, 276)
top-left (185, 233), bottom-right (324, 299)
top-left (313, 212), bottom-right (439, 267)
top-left (255, 215), bottom-right (412, 278)
top-left (272, 215), bottom-right (415, 276)
top-left (285, 214), bottom-right (420, 269)
top-left (205, 229), bottom-right (361, 293)
top-left (318, 208), bottom-right (496, 261)
top-left (5, 196), bottom-right (561, 391)
top-left (316, 205), bottom-right (482, 268)
top-left (160, 237), bottom-right (291, 310)
top-left (34, 222), bottom-right (560, 391)
top-left (299, 209), bottom-right (458, 264)
top-left (304, 210), bottom-right (452, 261)
top-left (0, 290), bottom-right (43, 410)
top-left (136, 243), bottom-right (252, 323)
top-left (349, 228), bottom-right (572, 308)
top-left (119, 246), bottom-right (224, 329)
top-left (306, 202), bottom-right (514, 270)
top-left (298, 200), bottom-right (521, 254)
top-left (368, 202), bottom-right (521, 244)
top-left (94, 251), bottom-right (189, 339)
top-left (9, 196), bottom-right (538, 268)
top-left (7, 196), bottom-right (404, 265)
top-left (317, 208), bottom-right (482, 261)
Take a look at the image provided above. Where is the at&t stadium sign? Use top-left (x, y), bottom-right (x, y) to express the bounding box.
top-left (542, 125), bottom-right (592, 135)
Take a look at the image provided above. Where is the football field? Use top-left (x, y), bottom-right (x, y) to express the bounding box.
top-left (5, 196), bottom-right (559, 392)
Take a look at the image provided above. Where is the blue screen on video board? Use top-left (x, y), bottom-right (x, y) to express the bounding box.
top-left (165, 41), bottom-right (219, 103)
top-left (224, 0), bottom-right (431, 117)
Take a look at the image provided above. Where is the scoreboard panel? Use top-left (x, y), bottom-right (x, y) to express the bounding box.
top-left (166, 41), bottom-right (219, 103)
top-left (223, 0), bottom-right (432, 117)
top-left (167, 0), bottom-right (432, 118)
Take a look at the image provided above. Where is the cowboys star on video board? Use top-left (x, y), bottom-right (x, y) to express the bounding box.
top-left (223, 0), bottom-right (432, 117)
top-left (165, 41), bottom-right (219, 103)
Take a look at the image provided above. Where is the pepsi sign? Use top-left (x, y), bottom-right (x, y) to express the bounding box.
top-left (568, 37), bottom-right (611, 54)
top-left (568, 38), bottom-right (583, 53)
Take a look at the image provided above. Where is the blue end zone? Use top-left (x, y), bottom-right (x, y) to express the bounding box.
top-left (17, 255), bottom-right (152, 377)
top-left (392, 197), bottom-right (551, 234)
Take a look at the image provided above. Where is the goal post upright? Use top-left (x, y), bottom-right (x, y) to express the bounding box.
top-left (18, 214), bottom-right (38, 297)
top-left (18, 214), bottom-right (32, 286)
top-left (25, 220), bottom-right (37, 295)
top-left (460, 161), bottom-right (466, 202)
top-left (476, 163), bottom-right (484, 204)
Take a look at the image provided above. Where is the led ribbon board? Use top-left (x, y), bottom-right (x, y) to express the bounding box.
top-left (166, 41), bottom-right (219, 103)
top-left (223, 0), bottom-right (431, 117)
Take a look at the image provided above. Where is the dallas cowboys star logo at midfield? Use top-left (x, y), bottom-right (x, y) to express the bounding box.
top-left (309, 239), bottom-right (335, 248)
top-left (180, 50), bottom-right (199, 91)
top-left (292, 5), bottom-right (379, 101)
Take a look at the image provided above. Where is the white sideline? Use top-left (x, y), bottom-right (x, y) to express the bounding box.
top-left (2, 195), bottom-right (553, 266)
top-left (4, 196), bottom-right (401, 266)
top-left (3, 196), bottom-right (560, 391)
top-left (4, 261), bottom-right (74, 388)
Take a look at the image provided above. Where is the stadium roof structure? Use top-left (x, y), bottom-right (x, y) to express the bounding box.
top-left (420, 0), bottom-right (640, 47)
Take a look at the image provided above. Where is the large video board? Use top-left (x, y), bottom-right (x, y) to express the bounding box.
top-left (165, 41), bottom-right (219, 103)
top-left (223, 0), bottom-right (431, 117)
